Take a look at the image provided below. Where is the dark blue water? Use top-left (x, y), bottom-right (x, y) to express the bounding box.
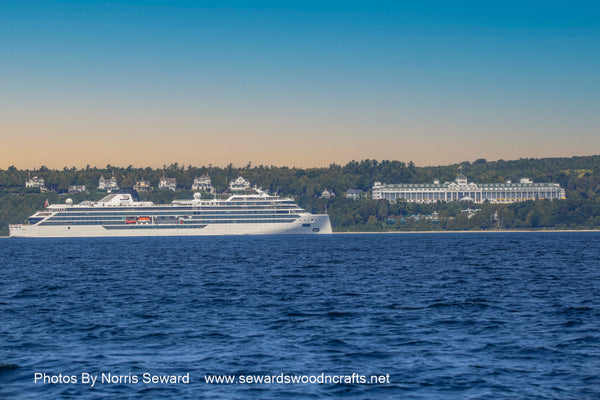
top-left (1, 233), bottom-right (599, 399)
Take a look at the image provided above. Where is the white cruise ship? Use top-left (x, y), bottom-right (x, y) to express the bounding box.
top-left (9, 190), bottom-right (332, 237)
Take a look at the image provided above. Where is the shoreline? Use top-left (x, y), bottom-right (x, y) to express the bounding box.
top-left (332, 229), bottom-right (600, 234)
top-left (2, 229), bottom-right (600, 239)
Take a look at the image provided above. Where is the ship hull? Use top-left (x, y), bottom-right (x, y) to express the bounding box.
top-left (9, 214), bottom-right (332, 238)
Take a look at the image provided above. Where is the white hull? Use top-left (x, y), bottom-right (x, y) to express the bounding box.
top-left (9, 215), bottom-right (332, 238)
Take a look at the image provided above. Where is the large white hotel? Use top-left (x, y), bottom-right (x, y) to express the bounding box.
top-left (372, 174), bottom-right (566, 204)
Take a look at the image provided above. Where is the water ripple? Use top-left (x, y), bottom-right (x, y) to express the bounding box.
top-left (1, 233), bottom-right (599, 399)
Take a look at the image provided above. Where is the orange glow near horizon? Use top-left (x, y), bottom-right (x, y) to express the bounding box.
top-left (2, 114), bottom-right (598, 170)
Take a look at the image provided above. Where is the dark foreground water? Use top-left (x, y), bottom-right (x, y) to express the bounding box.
top-left (1, 233), bottom-right (599, 399)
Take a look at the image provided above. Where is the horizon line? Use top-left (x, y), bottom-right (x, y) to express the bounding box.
top-left (4, 153), bottom-right (600, 172)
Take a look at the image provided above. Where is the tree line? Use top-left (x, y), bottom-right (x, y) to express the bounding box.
top-left (1, 155), bottom-right (599, 235)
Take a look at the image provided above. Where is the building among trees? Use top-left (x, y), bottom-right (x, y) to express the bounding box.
top-left (68, 185), bottom-right (86, 194)
top-left (320, 189), bottom-right (335, 199)
top-left (25, 174), bottom-right (46, 191)
top-left (133, 179), bottom-right (151, 191)
top-left (345, 189), bottom-right (364, 200)
top-left (98, 175), bottom-right (119, 191)
top-left (372, 174), bottom-right (566, 204)
top-left (229, 176), bottom-right (250, 191)
top-left (192, 174), bottom-right (213, 192)
top-left (159, 177), bottom-right (177, 191)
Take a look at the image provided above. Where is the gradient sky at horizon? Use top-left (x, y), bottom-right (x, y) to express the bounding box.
top-left (1, 0), bottom-right (599, 169)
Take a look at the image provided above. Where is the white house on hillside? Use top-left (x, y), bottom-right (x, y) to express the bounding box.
top-left (25, 174), bottom-right (46, 191)
top-left (98, 175), bottom-right (119, 191)
top-left (229, 176), bottom-right (251, 191)
top-left (192, 174), bottom-right (213, 192)
top-left (320, 189), bottom-right (335, 199)
top-left (159, 177), bottom-right (177, 191)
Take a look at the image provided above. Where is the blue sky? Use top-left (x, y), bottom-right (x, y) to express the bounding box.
top-left (1, 1), bottom-right (599, 168)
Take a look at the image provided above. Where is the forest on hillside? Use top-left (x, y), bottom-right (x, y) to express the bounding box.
top-left (1, 155), bottom-right (600, 235)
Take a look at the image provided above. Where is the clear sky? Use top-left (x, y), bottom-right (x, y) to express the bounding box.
top-left (1, 0), bottom-right (599, 169)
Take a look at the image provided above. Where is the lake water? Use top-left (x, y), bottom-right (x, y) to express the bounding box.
top-left (1, 233), bottom-right (599, 399)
